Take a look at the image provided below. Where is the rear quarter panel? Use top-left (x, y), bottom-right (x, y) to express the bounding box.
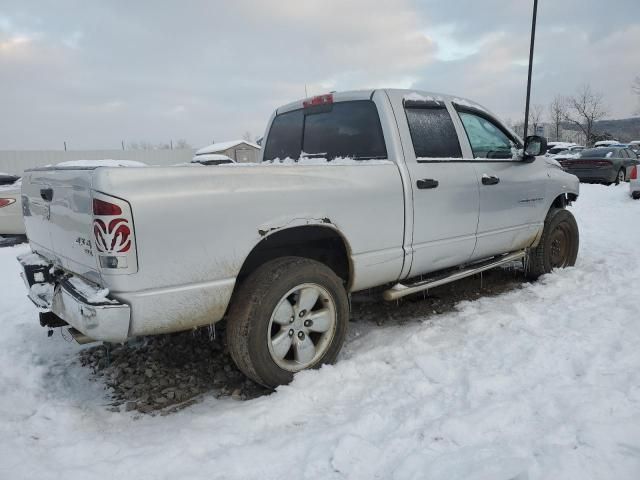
top-left (92, 164), bottom-right (406, 333)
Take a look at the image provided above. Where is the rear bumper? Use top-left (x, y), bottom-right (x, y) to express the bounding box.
top-left (18, 252), bottom-right (130, 343)
top-left (564, 168), bottom-right (616, 184)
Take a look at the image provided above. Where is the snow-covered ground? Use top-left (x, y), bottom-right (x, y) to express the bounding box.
top-left (1, 184), bottom-right (639, 480)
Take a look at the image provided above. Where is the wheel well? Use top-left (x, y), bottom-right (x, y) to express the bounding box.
top-left (236, 226), bottom-right (351, 286)
top-left (551, 193), bottom-right (577, 209)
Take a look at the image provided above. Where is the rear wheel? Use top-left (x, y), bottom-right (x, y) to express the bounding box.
top-left (226, 256), bottom-right (349, 388)
top-left (615, 168), bottom-right (625, 185)
top-left (526, 208), bottom-right (579, 280)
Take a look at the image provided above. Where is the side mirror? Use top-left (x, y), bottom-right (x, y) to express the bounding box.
top-left (523, 135), bottom-right (548, 159)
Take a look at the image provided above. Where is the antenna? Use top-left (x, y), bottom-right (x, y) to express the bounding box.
top-left (523, 0), bottom-right (539, 139)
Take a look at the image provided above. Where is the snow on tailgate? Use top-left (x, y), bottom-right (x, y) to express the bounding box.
top-left (0, 184), bottom-right (639, 479)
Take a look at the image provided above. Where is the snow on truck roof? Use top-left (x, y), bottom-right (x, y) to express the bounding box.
top-left (275, 89), bottom-right (490, 115)
top-left (195, 140), bottom-right (260, 155)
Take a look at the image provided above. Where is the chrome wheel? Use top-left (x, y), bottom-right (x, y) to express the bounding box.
top-left (267, 283), bottom-right (337, 372)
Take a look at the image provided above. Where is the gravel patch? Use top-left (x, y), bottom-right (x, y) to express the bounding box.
top-left (79, 265), bottom-right (527, 415)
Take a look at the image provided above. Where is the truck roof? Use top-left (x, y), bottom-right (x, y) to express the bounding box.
top-left (275, 88), bottom-right (489, 115)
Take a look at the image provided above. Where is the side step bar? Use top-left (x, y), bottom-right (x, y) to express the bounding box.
top-left (383, 250), bottom-right (526, 301)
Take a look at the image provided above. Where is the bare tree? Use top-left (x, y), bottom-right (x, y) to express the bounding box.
top-left (528, 104), bottom-right (544, 136)
top-left (242, 131), bottom-right (253, 142)
top-left (548, 96), bottom-right (567, 142)
top-left (565, 85), bottom-right (608, 146)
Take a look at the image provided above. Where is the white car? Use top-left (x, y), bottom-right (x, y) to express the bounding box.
top-left (0, 178), bottom-right (25, 235)
top-left (545, 143), bottom-right (583, 157)
top-left (630, 165), bottom-right (640, 199)
top-left (594, 140), bottom-right (620, 148)
top-left (191, 153), bottom-right (235, 166)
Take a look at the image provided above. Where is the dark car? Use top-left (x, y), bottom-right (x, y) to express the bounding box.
top-left (557, 147), bottom-right (640, 185)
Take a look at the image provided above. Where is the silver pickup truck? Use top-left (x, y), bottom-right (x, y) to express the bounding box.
top-left (18, 89), bottom-right (579, 387)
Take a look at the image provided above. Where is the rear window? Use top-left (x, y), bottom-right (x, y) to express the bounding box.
top-left (405, 107), bottom-right (462, 158)
top-left (263, 100), bottom-right (387, 161)
top-left (580, 148), bottom-right (613, 158)
top-left (263, 109), bottom-right (304, 161)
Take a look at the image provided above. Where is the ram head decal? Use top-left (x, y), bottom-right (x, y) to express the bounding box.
top-left (93, 218), bottom-right (131, 253)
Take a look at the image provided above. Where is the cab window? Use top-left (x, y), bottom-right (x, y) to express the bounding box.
top-left (457, 111), bottom-right (517, 159)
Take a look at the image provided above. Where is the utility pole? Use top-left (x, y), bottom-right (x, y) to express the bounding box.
top-left (121, 140), bottom-right (125, 151)
top-left (63, 141), bottom-right (67, 151)
top-left (523, 0), bottom-right (539, 139)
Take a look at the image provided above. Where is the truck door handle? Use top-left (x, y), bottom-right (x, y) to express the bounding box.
top-left (481, 175), bottom-right (500, 186)
top-left (416, 178), bottom-right (439, 189)
top-left (40, 188), bottom-right (54, 201)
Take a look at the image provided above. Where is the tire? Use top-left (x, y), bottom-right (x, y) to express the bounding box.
top-left (615, 168), bottom-right (625, 185)
top-left (226, 256), bottom-right (349, 388)
top-left (632, 191), bottom-right (640, 200)
top-left (526, 208), bottom-right (579, 280)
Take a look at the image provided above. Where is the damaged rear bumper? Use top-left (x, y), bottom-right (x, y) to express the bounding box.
top-left (18, 252), bottom-right (131, 343)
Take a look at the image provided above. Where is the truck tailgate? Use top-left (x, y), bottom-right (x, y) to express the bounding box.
top-left (22, 168), bottom-right (99, 281)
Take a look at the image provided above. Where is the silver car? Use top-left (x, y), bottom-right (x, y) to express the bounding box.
top-left (0, 178), bottom-right (25, 236)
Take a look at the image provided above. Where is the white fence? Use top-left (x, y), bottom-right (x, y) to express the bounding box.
top-left (0, 149), bottom-right (196, 175)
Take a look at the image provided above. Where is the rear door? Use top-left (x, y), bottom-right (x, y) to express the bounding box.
top-left (390, 95), bottom-right (480, 276)
top-left (453, 106), bottom-right (546, 260)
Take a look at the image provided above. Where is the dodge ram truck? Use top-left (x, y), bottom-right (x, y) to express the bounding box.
top-left (18, 89), bottom-right (580, 387)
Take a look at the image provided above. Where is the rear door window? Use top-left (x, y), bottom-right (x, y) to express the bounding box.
top-left (404, 106), bottom-right (462, 159)
top-left (263, 100), bottom-right (387, 161)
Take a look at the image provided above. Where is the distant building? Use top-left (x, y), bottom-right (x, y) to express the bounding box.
top-left (194, 140), bottom-right (261, 163)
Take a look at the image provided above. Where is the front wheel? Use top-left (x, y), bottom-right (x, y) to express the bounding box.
top-left (526, 208), bottom-right (579, 280)
top-left (226, 257), bottom-right (349, 388)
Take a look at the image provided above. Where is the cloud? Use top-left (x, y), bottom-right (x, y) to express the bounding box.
top-left (0, 0), bottom-right (638, 149)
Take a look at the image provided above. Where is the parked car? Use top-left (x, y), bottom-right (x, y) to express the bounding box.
top-left (557, 147), bottom-right (640, 185)
top-left (630, 165), bottom-right (640, 199)
top-left (0, 178), bottom-right (25, 236)
top-left (17, 89), bottom-right (580, 388)
top-left (191, 153), bottom-right (236, 166)
top-left (545, 143), bottom-right (583, 157)
top-left (629, 140), bottom-right (640, 153)
top-left (594, 140), bottom-right (620, 148)
top-left (0, 173), bottom-right (21, 186)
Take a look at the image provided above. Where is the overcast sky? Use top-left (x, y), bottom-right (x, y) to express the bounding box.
top-left (1, 0), bottom-right (639, 150)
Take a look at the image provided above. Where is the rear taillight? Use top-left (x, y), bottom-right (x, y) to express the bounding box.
top-left (0, 198), bottom-right (16, 208)
top-left (92, 192), bottom-right (137, 273)
top-left (631, 166), bottom-right (638, 180)
top-left (93, 198), bottom-right (122, 216)
top-left (303, 93), bottom-right (333, 108)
